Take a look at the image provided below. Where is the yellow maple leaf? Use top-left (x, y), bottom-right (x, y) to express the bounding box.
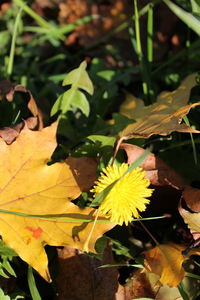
top-left (144, 243), bottom-right (200, 287)
top-left (119, 73), bottom-right (200, 139)
top-left (0, 123), bottom-right (115, 281)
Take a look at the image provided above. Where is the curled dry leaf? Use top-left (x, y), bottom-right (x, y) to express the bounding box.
top-left (0, 117), bottom-right (39, 145)
top-left (0, 122), bottom-right (116, 281)
top-left (119, 73), bottom-right (200, 140)
top-left (179, 187), bottom-right (200, 243)
top-left (120, 143), bottom-right (187, 189)
top-left (144, 243), bottom-right (200, 287)
top-left (121, 270), bottom-right (182, 300)
top-left (56, 244), bottom-right (119, 300)
top-left (0, 80), bottom-right (43, 129)
top-left (182, 186), bottom-right (200, 212)
top-left (144, 243), bottom-right (187, 287)
top-left (179, 201), bottom-right (200, 241)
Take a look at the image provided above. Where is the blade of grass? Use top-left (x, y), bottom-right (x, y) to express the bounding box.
top-left (58, 15), bottom-right (99, 35)
top-left (133, 0), bottom-right (148, 98)
top-left (190, 0), bottom-right (200, 14)
top-left (131, 0), bottom-right (154, 104)
top-left (186, 272), bottom-right (200, 280)
top-left (24, 15), bottom-right (99, 36)
top-left (13, 0), bottom-right (64, 40)
top-left (183, 116), bottom-right (198, 164)
top-left (147, 2), bottom-right (154, 100)
top-left (13, 0), bottom-right (51, 29)
top-left (147, 4), bottom-right (153, 71)
top-left (163, 0), bottom-right (200, 36)
top-left (0, 209), bottom-right (168, 223)
top-left (178, 282), bottom-right (190, 300)
top-left (27, 266), bottom-right (41, 300)
top-left (7, 7), bottom-right (23, 78)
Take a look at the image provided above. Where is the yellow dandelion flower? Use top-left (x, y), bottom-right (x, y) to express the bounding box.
top-left (91, 163), bottom-right (153, 226)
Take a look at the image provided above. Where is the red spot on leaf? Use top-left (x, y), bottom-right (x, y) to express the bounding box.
top-left (26, 226), bottom-right (43, 239)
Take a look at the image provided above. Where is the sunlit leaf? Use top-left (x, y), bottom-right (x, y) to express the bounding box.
top-left (63, 61), bottom-right (94, 95)
top-left (0, 123), bottom-right (115, 281)
top-left (144, 244), bottom-right (188, 287)
top-left (119, 73), bottom-right (200, 139)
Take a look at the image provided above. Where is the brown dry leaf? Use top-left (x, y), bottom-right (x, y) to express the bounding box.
top-left (0, 81), bottom-right (43, 129)
top-left (121, 270), bottom-right (183, 300)
top-left (144, 243), bottom-right (200, 287)
top-left (56, 244), bottom-right (119, 300)
top-left (120, 143), bottom-right (187, 188)
top-left (182, 186), bottom-right (200, 212)
top-left (179, 187), bottom-right (200, 242)
top-left (116, 270), bottom-right (183, 299)
top-left (119, 73), bottom-right (200, 140)
top-left (124, 271), bottom-right (156, 299)
top-left (0, 123), bottom-right (116, 281)
top-left (144, 243), bottom-right (186, 287)
top-left (179, 202), bottom-right (200, 239)
top-left (0, 117), bottom-right (39, 145)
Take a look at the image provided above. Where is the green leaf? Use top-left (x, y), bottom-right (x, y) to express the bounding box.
top-left (190, 0), bottom-right (200, 14)
top-left (2, 258), bottom-right (16, 277)
top-left (178, 282), bottom-right (190, 300)
top-left (0, 288), bottom-right (10, 300)
top-left (0, 239), bottom-right (17, 257)
top-left (52, 89), bottom-right (90, 116)
top-left (71, 90), bottom-right (90, 117)
top-left (50, 94), bottom-right (63, 116)
top-left (163, 0), bottom-right (200, 36)
top-left (97, 70), bottom-right (116, 81)
top-left (87, 135), bottom-right (115, 147)
top-left (58, 89), bottom-right (74, 114)
top-left (110, 238), bottom-right (132, 258)
top-left (27, 266), bottom-right (42, 300)
top-left (0, 266), bottom-right (9, 278)
top-left (63, 61), bottom-right (94, 95)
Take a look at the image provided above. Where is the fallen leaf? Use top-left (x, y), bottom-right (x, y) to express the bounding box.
top-left (144, 243), bottom-right (186, 287)
top-left (119, 73), bottom-right (200, 140)
top-left (144, 243), bottom-right (200, 287)
top-left (0, 117), bottom-right (38, 145)
top-left (124, 271), bottom-right (156, 299)
top-left (179, 201), bottom-right (200, 241)
top-left (182, 186), bottom-right (200, 212)
top-left (179, 188), bottom-right (200, 243)
top-left (0, 123), bottom-right (115, 281)
top-left (0, 81), bottom-right (43, 129)
top-left (120, 143), bottom-right (187, 188)
top-left (56, 244), bottom-right (119, 300)
top-left (0, 80), bottom-right (14, 100)
top-left (117, 270), bottom-right (183, 299)
top-left (0, 123), bottom-right (24, 145)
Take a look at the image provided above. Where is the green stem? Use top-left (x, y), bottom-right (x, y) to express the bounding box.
top-left (27, 266), bottom-right (42, 300)
top-left (7, 7), bottom-right (23, 78)
top-left (183, 116), bottom-right (198, 164)
top-left (0, 208), bottom-right (167, 223)
top-left (133, 0), bottom-right (153, 104)
top-left (147, 4), bottom-right (154, 70)
top-left (13, 0), bottom-right (50, 29)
